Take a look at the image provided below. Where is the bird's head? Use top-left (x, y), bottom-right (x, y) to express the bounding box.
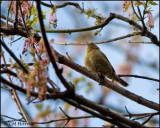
top-left (85, 41), bottom-right (99, 51)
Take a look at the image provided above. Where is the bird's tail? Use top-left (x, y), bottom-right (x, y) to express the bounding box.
top-left (115, 76), bottom-right (128, 87)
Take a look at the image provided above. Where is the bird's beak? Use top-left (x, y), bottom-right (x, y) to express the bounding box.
top-left (85, 40), bottom-right (89, 45)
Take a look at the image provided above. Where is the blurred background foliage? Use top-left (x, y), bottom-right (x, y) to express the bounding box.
top-left (1, 1), bottom-right (159, 127)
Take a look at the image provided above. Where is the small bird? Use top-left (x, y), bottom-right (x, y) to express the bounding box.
top-left (84, 41), bottom-right (128, 87)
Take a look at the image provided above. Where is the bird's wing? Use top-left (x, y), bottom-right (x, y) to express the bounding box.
top-left (100, 52), bottom-right (116, 73)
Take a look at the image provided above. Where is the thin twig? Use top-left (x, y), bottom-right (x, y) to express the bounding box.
top-left (18, 1), bottom-right (29, 37)
top-left (1, 114), bottom-right (25, 122)
top-left (137, 6), bottom-right (146, 32)
top-left (0, 63), bottom-right (34, 68)
top-left (118, 74), bottom-right (160, 82)
top-left (31, 115), bottom-right (93, 125)
top-left (40, 1), bottom-right (103, 20)
top-left (142, 112), bottom-right (159, 125)
top-left (34, 15), bottom-right (112, 34)
top-left (123, 112), bottom-right (159, 117)
top-left (10, 37), bottom-right (23, 44)
top-left (0, 69), bottom-right (17, 77)
top-left (0, 40), bottom-right (28, 73)
top-left (66, 52), bottom-right (72, 61)
top-left (6, 1), bottom-right (12, 28)
top-left (124, 106), bottom-right (132, 119)
top-left (50, 32), bottom-right (143, 45)
top-left (131, 1), bottom-right (141, 20)
top-left (1, 86), bottom-right (12, 91)
top-left (110, 13), bottom-right (159, 46)
top-left (59, 107), bottom-right (70, 127)
top-left (0, 14), bottom-right (24, 27)
top-left (128, 40), bottom-right (153, 44)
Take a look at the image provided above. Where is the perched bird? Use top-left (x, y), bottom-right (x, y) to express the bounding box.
top-left (84, 41), bottom-right (128, 87)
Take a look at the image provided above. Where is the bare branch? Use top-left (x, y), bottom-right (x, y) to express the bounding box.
top-left (110, 13), bottom-right (159, 46)
top-left (0, 63), bottom-right (34, 68)
top-left (0, 39), bottom-right (28, 74)
top-left (54, 50), bottom-right (159, 111)
top-left (0, 69), bottom-right (17, 77)
top-left (40, 1), bottom-right (104, 20)
top-left (51, 32), bottom-right (144, 45)
top-left (142, 112), bottom-right (159, 125)
top-left (118, 74), bottom-right (160, 82)
top-left (35, 15), bottom-right (113, 34)
top-left (31, 115), bottom-right (93, 125)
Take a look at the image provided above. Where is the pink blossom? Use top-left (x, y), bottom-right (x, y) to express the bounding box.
top-left (21, 1), bottom-right (31, 19)
top-left (49, 8), bottom-right (57, 28)
top-left (22, 36), bottom-right (37, 54)
top-left (147, 10), bottom-right (154, 29)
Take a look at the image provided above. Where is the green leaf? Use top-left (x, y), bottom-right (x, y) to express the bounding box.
top-left (93, 8), bottom-right (97, 13)
top-left (35, 104), bottom-right (43, 110)
top-left (87, 82), bottom-right (93, 88)
top-left (87, 15), bottom-right (91, 19)
top-left (73, 76), bottom-right (85, 85)
top-left (95, 19), bottom-right (101, 25)
top-left (42, 11), bottom-right (47, 19)
top-left (135, 1), bottom-right (145, 6)
top-left (85, 82), bottom-right (93, 94)
top-left (66, 71), bottom-right (72, 78)
top-left (85, 8), bottom-right (98, 19)
top-left (30, 21), bottom-right (34, 27)
top-left (148, 1), bottom-right (158, 5)
top-left (34, 17), bottom-right (38, 25)
top-left (99, 13), bottom-right (103, 17)
top-left (80, 76), bottom-right (85, 81)
top-left (94, 29), bottom-right (102, 36)
top-left (73, 78), bottom-right (79, 85)
top-left (31, 5), bottom-right (37, 15)
top-left (132, 31), bottom-right (138, 35)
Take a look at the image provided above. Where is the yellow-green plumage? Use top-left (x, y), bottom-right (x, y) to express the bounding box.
top-left (84, 42), bottom-right (128, 87)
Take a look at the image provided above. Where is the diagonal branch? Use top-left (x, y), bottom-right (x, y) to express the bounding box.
top-left (54, 50), bottom-right (159, 111)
